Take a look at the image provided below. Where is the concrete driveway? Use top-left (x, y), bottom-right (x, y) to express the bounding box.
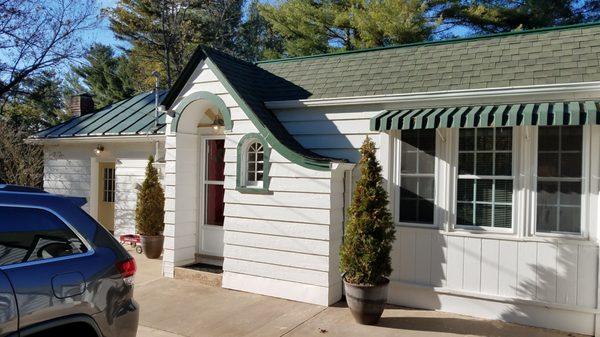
top-left (130, 248), bottom-right (582, 337)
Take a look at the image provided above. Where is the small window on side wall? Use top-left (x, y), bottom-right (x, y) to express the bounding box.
top-left (237, 133), bottom-right (270, 193)
top-left (536, 126), bottom-right (583, 235)
top-left (398, 129), bottom-right (436, 225)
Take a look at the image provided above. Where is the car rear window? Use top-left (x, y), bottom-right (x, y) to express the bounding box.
top-left (0, 206), bottom-right (88, 266)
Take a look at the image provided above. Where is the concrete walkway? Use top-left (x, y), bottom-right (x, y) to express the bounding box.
top-left (130, 248), bottom-right (583, 337)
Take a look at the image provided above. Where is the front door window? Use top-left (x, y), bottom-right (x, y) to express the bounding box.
top-left (204, 139), bottom-right (225, 226)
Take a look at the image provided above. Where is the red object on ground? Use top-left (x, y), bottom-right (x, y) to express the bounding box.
top-left (119, 234), bottom-right (143, 254)
top-left (120, 234), bottom-right (141, 245)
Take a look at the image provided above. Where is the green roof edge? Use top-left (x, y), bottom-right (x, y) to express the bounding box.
top-left (163, 46), bottom-right (338, 171)
top-left (256, 21), bottom-right (600, 64)
top-left (203, 56), bottom-right (335, 171)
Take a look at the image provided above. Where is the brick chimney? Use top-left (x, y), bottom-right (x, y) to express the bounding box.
top-left (70, 93), bottom-right (94, 117)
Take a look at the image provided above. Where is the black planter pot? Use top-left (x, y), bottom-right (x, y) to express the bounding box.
top-left (343, 277), bottom-right (390, 325)
top-left (140, 235), bottom-right (164, 259)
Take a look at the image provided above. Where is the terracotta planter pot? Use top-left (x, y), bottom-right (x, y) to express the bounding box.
top-left (343, 277), bottom-right (389, 325)
top-left (140, 235), bottom-right (163, 259)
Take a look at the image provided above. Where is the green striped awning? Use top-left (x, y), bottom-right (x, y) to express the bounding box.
top-left (370, 101), bottom-right (600, 131)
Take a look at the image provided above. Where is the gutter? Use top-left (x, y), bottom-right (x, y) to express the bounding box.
top-left (265, 82), bottom-right (600, 109)
top-left (26, 134), bottom-right (166, 144)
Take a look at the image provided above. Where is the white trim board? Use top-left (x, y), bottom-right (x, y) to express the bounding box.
top-left (265, 82), bottom-right (600, 109)
top-left (28, 134), bottom-right (165, 144)
top-left (389, 281), bottom-right (595, 335)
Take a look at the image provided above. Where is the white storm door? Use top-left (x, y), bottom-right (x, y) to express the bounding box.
top-left (199, 136), bottom-right (226, 257)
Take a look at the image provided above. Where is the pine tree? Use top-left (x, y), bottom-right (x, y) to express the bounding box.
top-left (107, 0), bottom-right (246, 86)
top-left (340, 137), bottom-right (395, 286)
top-left (237, 0), bottom-right (285, 61)
top-left (136, 156), bottom-right (165, 236)
top-left (259, 0), bottom-right (434, 57)
top-left (429, 0), bottom-right (598, 34)
top-left (72, 44), bottom-right (137, 107)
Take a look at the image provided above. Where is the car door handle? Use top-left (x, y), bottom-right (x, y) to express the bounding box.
top-left (51, 272), bottom-right (85, 299)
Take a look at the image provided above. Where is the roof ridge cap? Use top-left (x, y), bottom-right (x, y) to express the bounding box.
top-left (257, 21), bottom-right (600, 65)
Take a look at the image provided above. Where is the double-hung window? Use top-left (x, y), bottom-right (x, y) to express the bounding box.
top-left (397, 129), bottom-right (436, 225)
top-left (383, 101), bottom-right (597, 240)
top-left (456, 128), bottom-right (514, 229)
top-left (536, 126), bottom-right (583, 234)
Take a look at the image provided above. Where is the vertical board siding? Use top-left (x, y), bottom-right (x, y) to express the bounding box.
top-left (516, 241), bottom-right (537, 300)
top-left (446, 236), bottom-right (465, 289)
top-left (576, 245), bottom-right (598, 308)
top-left (536, 243), bottom-right (557, 303)
top-left (498, 240), bottom-right (518, 297)
top-left (463, 237), bottom-right (482, 292)
top-left (430, 233), bottom-right (447, 287)
top-left (391, 228), bottom-right (598, 309)
top-left (274, 103), bottom-right (600, 317)
top-left (556, 243), bottom-right (578, 305)
top-left (398, 229), bottom-right (416, 282)
top-left (480, 240), bottom-right (499, 294)
top-left (414, 231), bottom-right (432, 284)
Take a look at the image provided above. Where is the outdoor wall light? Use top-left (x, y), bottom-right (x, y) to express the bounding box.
top-left (212, 118), bottom-right (224, 130)
top-left (94, 145), bottom-right (104, 156)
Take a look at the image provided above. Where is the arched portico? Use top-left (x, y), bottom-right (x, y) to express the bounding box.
top-left (170, 91), bottom-right (233, 133)
top-left (163, 91), bottom-right (231, 276)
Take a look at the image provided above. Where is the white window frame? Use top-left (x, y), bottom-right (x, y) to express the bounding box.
top-left (388, 125), bottom-right (595, 240)
top-left (391, 130), bottom-right (446, 229)
top-left (242, 141), bottom-right (264, 188)
top-left (529, 125), bottom-right (591, 239)
top-left (452, 127), bottom-right (520, 234)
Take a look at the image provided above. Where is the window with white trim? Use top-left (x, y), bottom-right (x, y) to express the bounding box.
top-left (536, 126), bottom-right (583, 234)
top-left (390, 124), bottom-right (593, 238)
top-left (237, 133), bottom-right (270, 193)
top-left (246, 141), bottom-right (264, 187)
top-left (398, 129), bottom-right (436, 224)
top-left (456, 127), bottom-right (514, 229)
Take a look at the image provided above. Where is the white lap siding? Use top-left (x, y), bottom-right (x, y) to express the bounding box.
top-left (163, 63), bottom-right (344, 305)
top-left (43, 145), bottom-right (92, 212)
top-left (273, 105), bottom-right (600, 335)
top-left (43, 142), bottom-right (160, 237)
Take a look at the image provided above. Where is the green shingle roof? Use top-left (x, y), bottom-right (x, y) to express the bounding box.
top-left (201, 48), bottom-right (333, 165)
top-left (255, 23), bottom-right (600, 100)
top-left (33, 91), bottom-right (167, 139)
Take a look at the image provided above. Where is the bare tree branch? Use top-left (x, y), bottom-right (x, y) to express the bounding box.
top-left (0, 0), bottom-right (100, 98)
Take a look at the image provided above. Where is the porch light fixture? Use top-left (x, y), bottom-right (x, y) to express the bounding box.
top-left (212, 118), bottom-right (224, 130)
top-left (94, 145), bottom-right (104, 156)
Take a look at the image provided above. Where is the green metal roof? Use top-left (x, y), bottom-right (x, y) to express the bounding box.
top-left (371, 101), bottom-right (600, 131)
top-left (33, 90), bottom-right (167, 139)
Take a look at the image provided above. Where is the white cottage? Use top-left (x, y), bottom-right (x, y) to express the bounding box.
top-left (31, 23), bottom-right (600, 335)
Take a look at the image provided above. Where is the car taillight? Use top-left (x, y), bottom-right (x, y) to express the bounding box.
top-left (116, 258), bottom-right (136, 286)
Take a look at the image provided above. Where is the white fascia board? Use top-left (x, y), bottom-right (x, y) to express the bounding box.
top-left (265, 82), bottom-right (600, 109)
top-left (26, 134), bottom-right (165, 144)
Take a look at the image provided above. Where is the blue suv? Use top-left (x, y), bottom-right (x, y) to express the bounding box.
top-left (0, 185), bottom-right (139, 337)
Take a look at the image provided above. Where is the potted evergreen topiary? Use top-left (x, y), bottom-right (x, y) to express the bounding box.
top-left (340, 137), bottom-right (396, 325)
top-left (136, 156), bottom-right (165, 259)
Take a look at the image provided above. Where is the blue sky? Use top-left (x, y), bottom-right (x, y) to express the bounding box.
top-left (83, 0), bottom-right (125, 49)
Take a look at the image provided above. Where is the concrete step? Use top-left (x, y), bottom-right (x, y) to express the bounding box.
top-left (174, 264), bottom-right (222, 287)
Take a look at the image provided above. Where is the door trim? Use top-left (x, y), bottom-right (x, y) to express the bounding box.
top-left (197, 135), bottom-right (226, 257)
